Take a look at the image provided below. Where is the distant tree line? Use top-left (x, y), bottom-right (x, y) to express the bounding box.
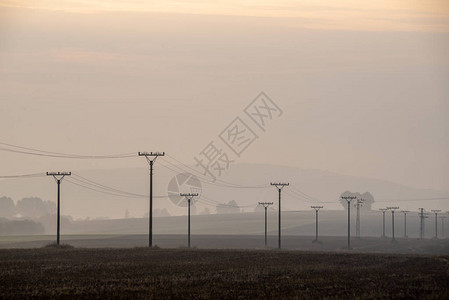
top-left (0, 218), bottom-right (45, 235)
top-left (0, 196), bottom-right (55, 219)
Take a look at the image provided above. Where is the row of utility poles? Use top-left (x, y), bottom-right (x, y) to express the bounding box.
top-left (379, 207), bottom-right (400, 240)
top-left (44, 160), bottom-right (447, 249)
top-left (44, 152), bottom-right (167, 247)
top-left (379, 207), bottom-right (445, 241)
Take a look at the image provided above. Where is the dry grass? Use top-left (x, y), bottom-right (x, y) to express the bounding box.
top-left (0, 248), bottom-right (448, 299)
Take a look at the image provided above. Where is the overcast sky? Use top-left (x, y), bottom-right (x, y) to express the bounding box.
top-left (1, 0), bottom-right (448, 192)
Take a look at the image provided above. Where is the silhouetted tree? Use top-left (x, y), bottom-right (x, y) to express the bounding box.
top-left (339, 191), bottom-right (374, 210)
top-left (339, 191), bottom-right (361, 209)
top-left (360, 192), bottom-right (375, 211)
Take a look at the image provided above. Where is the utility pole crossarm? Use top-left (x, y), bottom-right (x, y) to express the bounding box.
top-left (47, 171), bottom-right (71, 181)
top-left (341, 196), bottom-right (357, 201)
top-left (138, 152), bottom-right (165, 156)
top-left (386, 206), bottom-right (399, 211)
top-left (311, 206), bottom-right (323, 211)
top-left (270, 182), bottom-right (289, 189)
top-left (46, 171), bottom-right (71, 176)
top-left (181, 193), bottom-right (199, 198)
top-left (138, 152), bottom-right (165, 163)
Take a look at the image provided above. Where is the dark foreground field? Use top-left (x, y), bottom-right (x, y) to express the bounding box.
top-left (1, 248), bottom-right (448, 299)
top-left (2, 235), bottom-right (449, 255)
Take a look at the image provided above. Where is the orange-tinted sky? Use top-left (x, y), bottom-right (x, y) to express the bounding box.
top-left (1, 0), bottom-right (449, 31)
top-left (0, 1), bottom-right (448, 217)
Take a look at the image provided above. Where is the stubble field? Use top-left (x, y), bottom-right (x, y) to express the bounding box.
top-left (1, 247), bottom-right (448, 299)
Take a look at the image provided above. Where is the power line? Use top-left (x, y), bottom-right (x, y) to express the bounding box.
top-left (0, 172), bottom-right (46, 178)
top-left (158, 159), bottom-right (234, 188)
top-left (67, 179), bottom-right (134, 197)
top-left (376, 197), bottom-right (449, 202)
top-left (289, 186), bottom-right (323, 203)
top-left (282, 189), bottom-right (316, 203)
top-left (66, 179), bottom-right (142, 198)
top-left (0, 141), bottom-right (135, 159)
top-left (71, 173), bottom-right (148, 198)
top-left (65, 175), bottom-right (168, 199)
top-left (162, 155), bottom-right (270, 189)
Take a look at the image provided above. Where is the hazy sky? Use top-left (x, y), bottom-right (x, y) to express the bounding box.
top-left (1, 0), bottom-right (448, 192)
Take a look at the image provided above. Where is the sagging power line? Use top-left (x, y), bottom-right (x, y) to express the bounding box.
top-left (0, 172), bottom-right (45, 179)
top-left (160, 156), bottom-right (270, 189)
top-left (0, 141), bottom-right (135, 159)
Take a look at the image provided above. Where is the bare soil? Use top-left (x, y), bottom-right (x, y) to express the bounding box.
top-left (1, 248), bottom-right (448, 299)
